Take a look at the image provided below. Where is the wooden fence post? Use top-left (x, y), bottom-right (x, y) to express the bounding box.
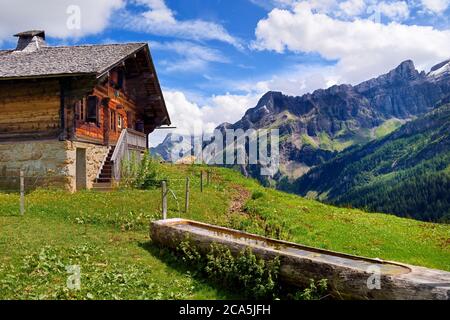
top-left (185, 177), bottom-right (190, 214)
top-left (161, 180), bottom-right (167, 220)
top-left (200, 171), bottom-right (204, 193)
top-left (20, 170), bottom-right (25, 215)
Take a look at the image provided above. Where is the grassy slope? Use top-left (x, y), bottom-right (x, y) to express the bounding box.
top-left (0, 165), bottom-right (449, 300)
top-left (374, 119), bottom-right (403, 139)
top-left (215, 168), bottom-right (449, 271)
top-left (297, 118), bottom-right (401, 154)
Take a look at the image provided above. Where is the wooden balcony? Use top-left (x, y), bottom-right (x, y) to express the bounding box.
top-left (123, 128), bottom-right (147, 150)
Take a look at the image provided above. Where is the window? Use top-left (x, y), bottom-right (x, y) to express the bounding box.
top-left (87, 96), bottom-right (98, 124)
top-left (110, 110), bottom-right (116, 131)
top-left (118, 115), bottom-right (123, 130)
top-left (136, 120), bottom-right (144, 132)
top-left (117, 70), bottom-right (125, 90)
top-left (75, 98), bottom-right (85, 121)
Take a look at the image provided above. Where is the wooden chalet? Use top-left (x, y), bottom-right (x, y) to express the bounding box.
top-left (0, 30), bottom-right (170, 191)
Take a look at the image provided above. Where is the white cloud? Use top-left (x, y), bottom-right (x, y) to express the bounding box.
top-left (233, 64), bottom-right (337, 97)
top-left (377, 1), bottom-right (410, 21)
top-left (250, 0), bottom-right (413, 21)
top-left (123, 0), bottom-right (242, 48)
top-left (253, 2), bottom-right (450, 84)
top-left (0, 0), bottom-right (124, 43)
top-left (0, 0), bottom-right (241, 49)
top-left (149, 41), bottom-right (229, 73)
top-left (339, 0), bottom-right (366, 17)
top-left (421, 0), bottom-right (450, 13)
top-left (149, 90), bottom-right (260, 146)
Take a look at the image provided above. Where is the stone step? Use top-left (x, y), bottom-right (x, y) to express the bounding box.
top-left (92, 183), bottom-right (113, 192)
top-left (92, 188), bottom-right (113, 192)
top-left (93, 147), bottom-right (116, 191)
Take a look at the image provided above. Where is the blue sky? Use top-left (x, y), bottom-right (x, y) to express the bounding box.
top-left (1, 0), bottom-right (450, 145)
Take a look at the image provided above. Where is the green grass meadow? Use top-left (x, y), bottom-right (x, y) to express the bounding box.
top-left (0, 165), bottom-right (449, 299)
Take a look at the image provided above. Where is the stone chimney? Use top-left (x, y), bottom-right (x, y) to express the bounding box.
top-left (14, 30), bottom-right (47, 52)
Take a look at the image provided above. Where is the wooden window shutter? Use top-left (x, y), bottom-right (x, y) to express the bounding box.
top-left (87, 96), bottom-right (98, 124)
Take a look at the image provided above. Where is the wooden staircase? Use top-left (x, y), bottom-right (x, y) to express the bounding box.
top-left (92, 146), bottom-right (115, 191)
top-left (91, 129), bottom-right (147, 192)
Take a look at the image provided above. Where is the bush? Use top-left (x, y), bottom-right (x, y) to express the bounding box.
top-left (174, 240), bottom-right (330, 300)
top-left (121, 151), bottom-right (162, 189)
top-left (177, 239), bottom-right (202, 268)
top-left (251, 191), bottom-right (265, 200)
top-left (233, 247), bottom-right (279, 299)
top-left (177, 241), bottom-right (280, 300)
top-left (293, 279), bottom-right (329, 300)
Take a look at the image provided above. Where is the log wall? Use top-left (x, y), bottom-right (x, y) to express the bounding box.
top-left (0, 79), bottom-right (61, 139)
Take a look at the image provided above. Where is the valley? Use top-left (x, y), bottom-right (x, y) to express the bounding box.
top-left (153, 59), bottom-right (450, 222)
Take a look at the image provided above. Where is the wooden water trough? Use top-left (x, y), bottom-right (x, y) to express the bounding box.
top-left (150, 219), bottom-right (450, 300)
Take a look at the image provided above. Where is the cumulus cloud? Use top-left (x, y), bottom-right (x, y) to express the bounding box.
top-left (123, 0), bottom-right (242, 48)
top-left (253, 1), bottom-right (450, 84)
top-left (232, 64), bottom-right (336, 97)
top-left (149, 90), bottom-right (260, 146)
top-left (0, 0), bottom-right (123, 43)
top-left (250, 0), bottom-right (411, 21)
top-left (377, 1), bottom-right (410, 21)
top-left (339, 0), bottom-right (366, 17)
top-left (421, 0), bottom-right (450, 13)
top-left (0, 0), bottom-right (241, 49)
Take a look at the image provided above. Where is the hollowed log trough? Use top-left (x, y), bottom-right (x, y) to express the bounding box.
top-left (150, 219), bottom-right (450, 300)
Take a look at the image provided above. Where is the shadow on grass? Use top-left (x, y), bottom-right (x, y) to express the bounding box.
top-left (138, 240), bottom-right (243, 300)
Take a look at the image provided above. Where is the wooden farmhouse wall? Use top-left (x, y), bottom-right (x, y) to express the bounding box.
top-left (73, 68), bottom-right (145, 146)
top-left (0, 79), bottom-right (61, 140)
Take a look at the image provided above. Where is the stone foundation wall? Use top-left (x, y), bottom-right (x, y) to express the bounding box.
top-left (0, 140), bottom-right (109, 192)
top-left (65, 141), bottom-right (109, 191)
top-left (0, 140), bottom-right (70, 190)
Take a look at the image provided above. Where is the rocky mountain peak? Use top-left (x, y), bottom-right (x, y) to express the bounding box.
top-left (428, 59), bottom-right (450, 80)
top-left (430, 59), bottom-right (450, 73)
top-left (214, 122), bottom-right (234, 135)
top-left (253, 91), bottom-right (283, 111)
top-left (386, 60), bottom-right (421, 82)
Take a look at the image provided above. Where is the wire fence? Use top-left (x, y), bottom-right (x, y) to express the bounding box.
top-left (0, 167), bottom-right (70, 189)
top-left (0, 168), bottom-right (216, 219)
top-left (149, 169), bottom-right (214, 219)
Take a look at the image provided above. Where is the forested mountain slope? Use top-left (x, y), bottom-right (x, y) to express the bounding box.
top-left (292, 104), bottom-right (450, 222)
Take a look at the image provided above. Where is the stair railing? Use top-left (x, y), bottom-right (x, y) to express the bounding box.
top-left (110, 129), bottom-right (147, 182)
top-left (111, 129), bottom-right (129, 182)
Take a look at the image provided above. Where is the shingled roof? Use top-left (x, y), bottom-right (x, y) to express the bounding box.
top-left (0, 31), bottom-right (170, 127)
top-left (0, 43), bottom-right (147, 79)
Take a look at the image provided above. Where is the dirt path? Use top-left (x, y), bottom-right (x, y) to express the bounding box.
top-left (228, 184), bottom-right (251, 215)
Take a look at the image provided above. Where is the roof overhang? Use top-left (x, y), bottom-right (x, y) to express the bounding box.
top-left (0, 43), bottom-right (171, 128)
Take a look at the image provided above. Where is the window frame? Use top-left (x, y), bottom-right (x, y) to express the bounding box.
top-left (110, 110), bottom-right (117, 132)
top-left (118, 114), bottom-right (123, 130)
top-left (75, 97), bottom-right (86, 122)
top-left (86, 96), bottom-right (99, 125)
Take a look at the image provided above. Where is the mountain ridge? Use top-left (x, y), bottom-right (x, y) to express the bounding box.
top-left (152, 59), bottom-right (450, 197)
top-left (290, 104), bottom-right (450, 222)
top-left (206, 59), bottom-right (450, 182)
